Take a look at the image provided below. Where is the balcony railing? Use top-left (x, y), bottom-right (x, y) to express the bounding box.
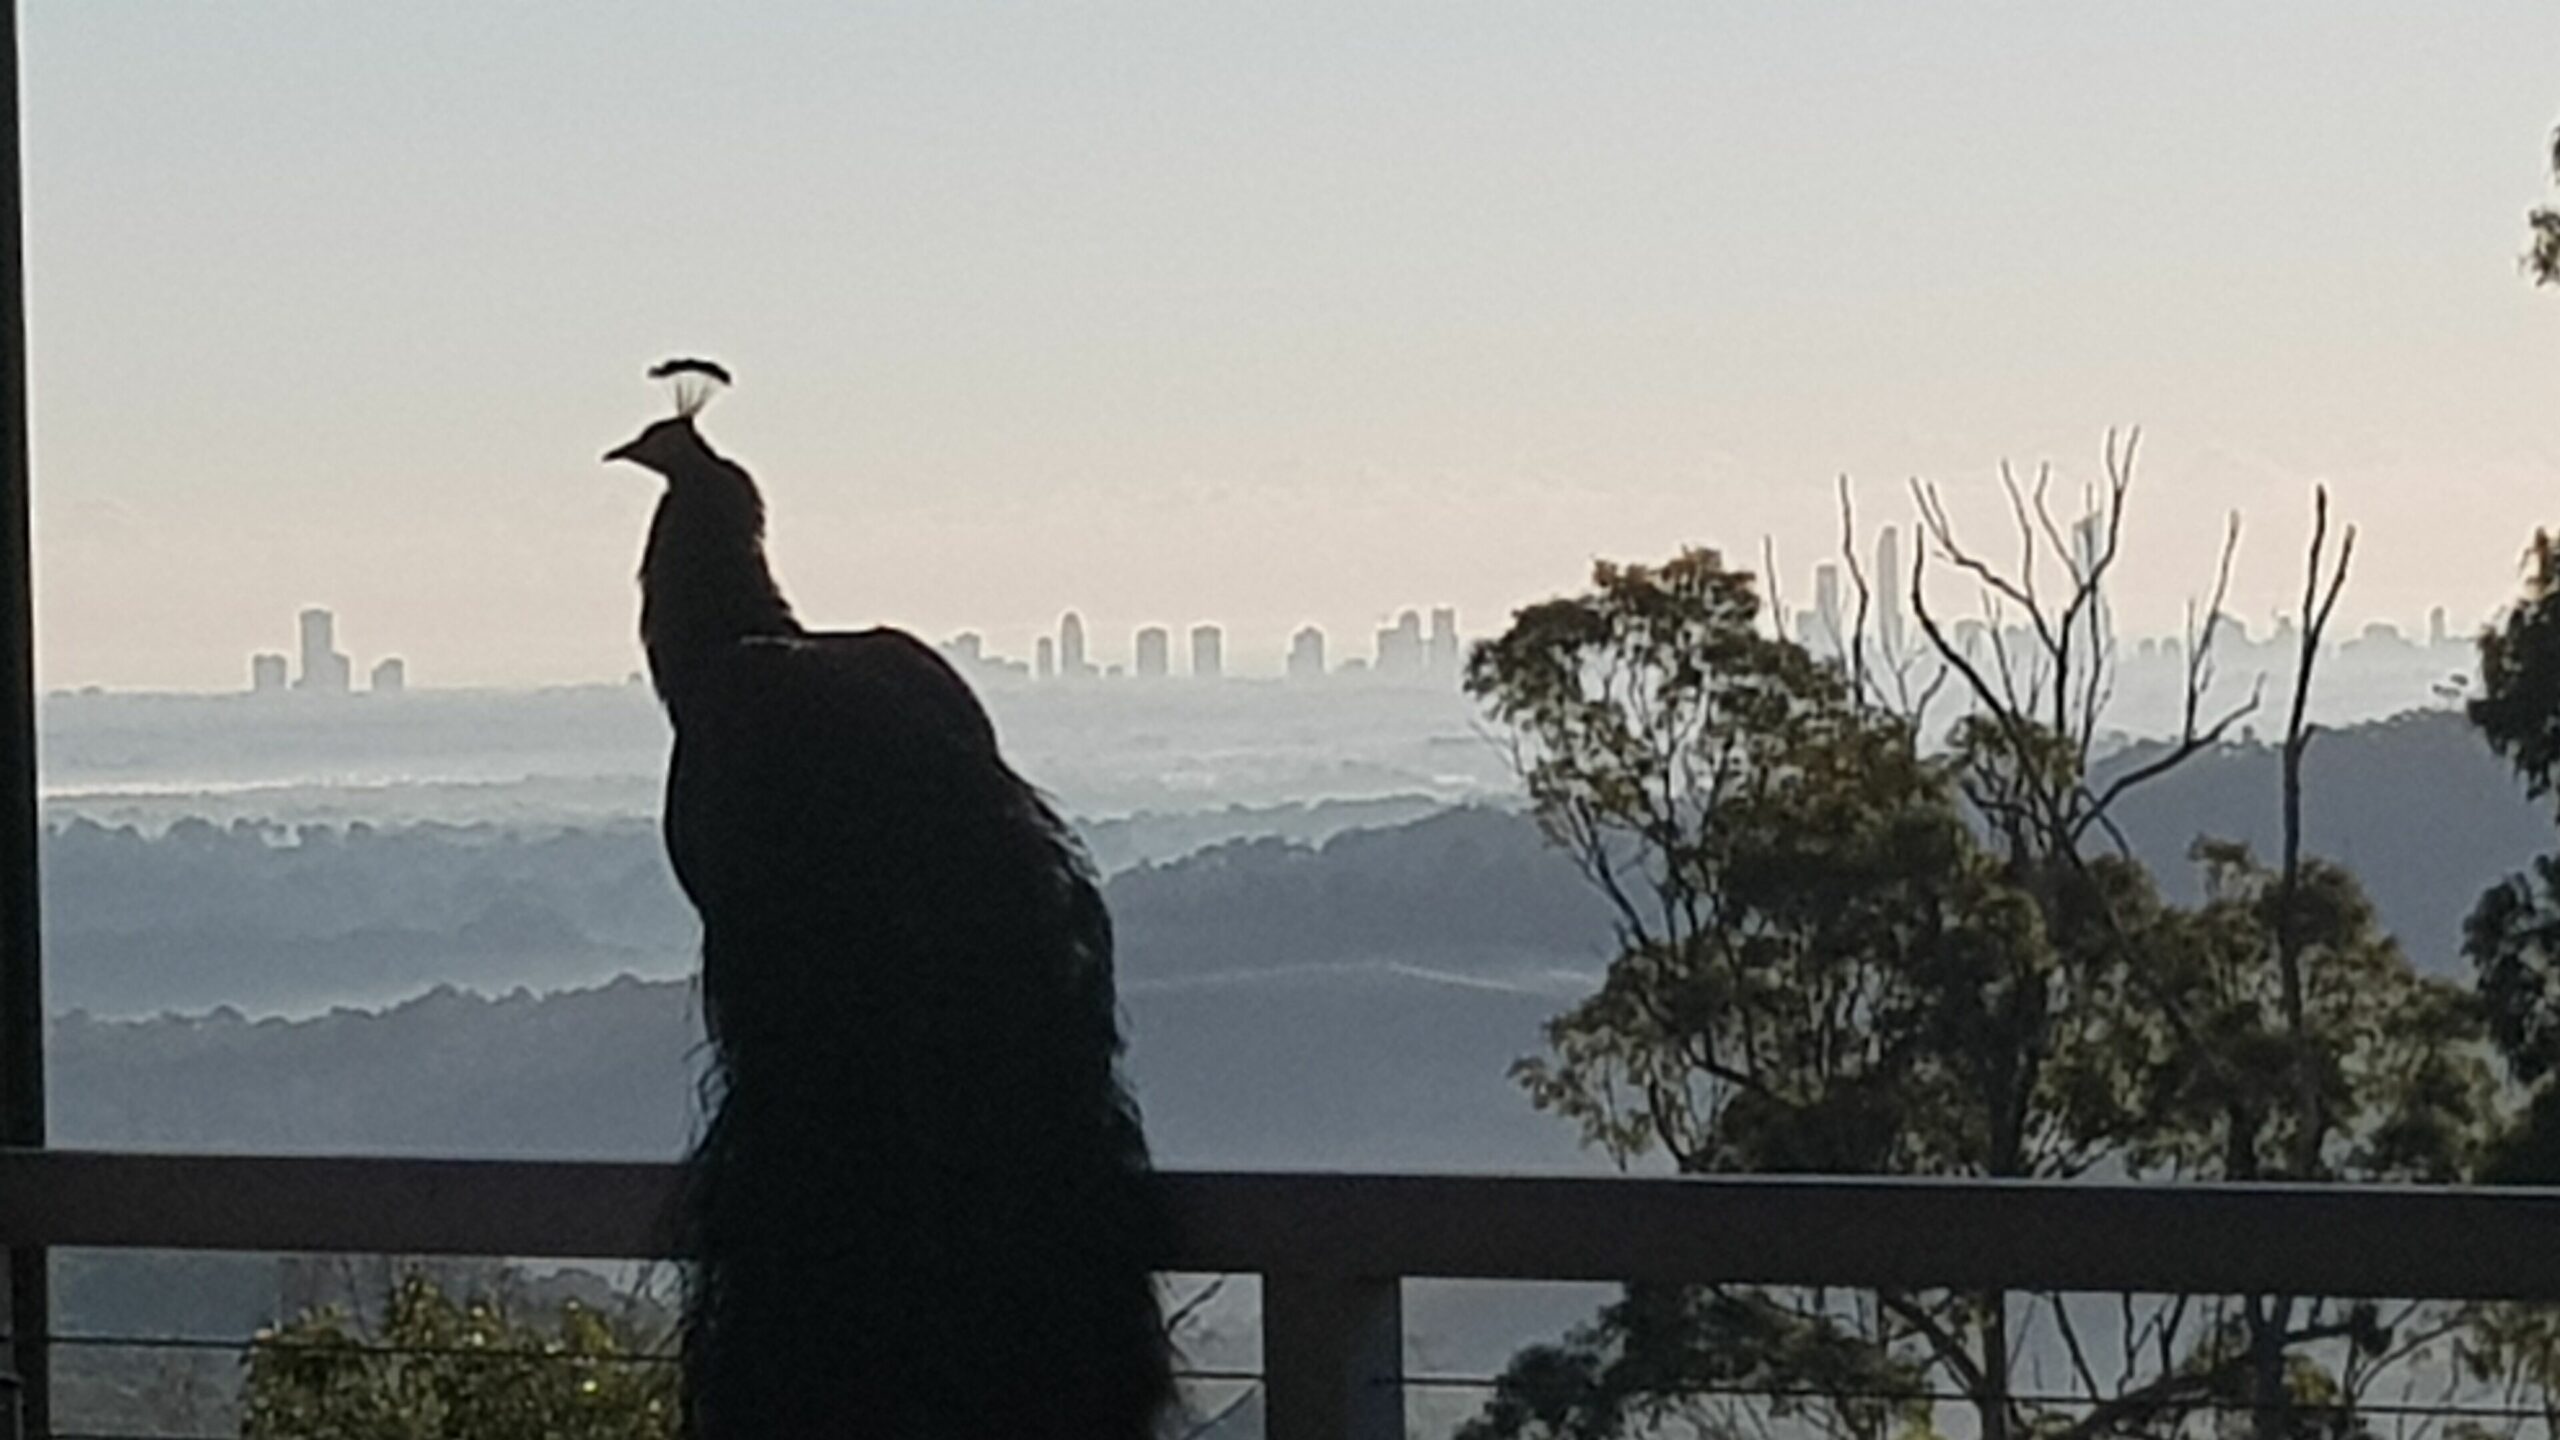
top-left (13, 1149), bottom-right (2560, 1440)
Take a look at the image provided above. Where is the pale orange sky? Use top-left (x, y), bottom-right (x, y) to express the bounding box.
top-left (21, 3), bottom-right (2560, 687)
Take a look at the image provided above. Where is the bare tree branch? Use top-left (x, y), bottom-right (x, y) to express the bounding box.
top-left (2279, 484), bottom-right (2356, 1177)
top-left (1762, 534), bottom-right (1792, 644)
top-left (1839, 475), bottom-right (1874, 704)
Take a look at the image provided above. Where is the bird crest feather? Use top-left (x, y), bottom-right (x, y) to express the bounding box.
top-left (649, 357), bottom-right (733, 418)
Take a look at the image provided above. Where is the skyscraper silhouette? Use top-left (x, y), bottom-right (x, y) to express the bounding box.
top-left (1873, 529), bottom-right (1904, 661)
top-left (1287, 625), bottom-right (1327, 681)
top-left (250, 653), bottom-right (287, 694)
top-left (2071, 515), bottom-right (2111, 656)
top-left (1190, 624), bottom-right (1224, 680)
top-left (1426, 607), bottom-right (1460, 677)
top-left (1813, 563), bottom-right (1843, 658)
top-left (1134, 627), bottom-right (1170, 679)
top-left (1059, 612), bottom-right (1092, 679)
top-left (1375, 610), bottom-right (1423, 676)
top-left (370, 657), bottom-right (406, 695)
top-left (296, 608), bottom-right (350, 693)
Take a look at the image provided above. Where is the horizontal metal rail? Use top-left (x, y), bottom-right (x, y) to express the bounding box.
top-left (23, 1149), bottom-right (2560, 1440)
top-left (12, 1148), bottom-right (2560, 1299)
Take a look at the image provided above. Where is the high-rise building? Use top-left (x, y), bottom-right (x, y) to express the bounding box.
top-left (1035, 636), bottom-right (1056, 681)
top-left (370, 657), bottom-right (407, 695)
top-left (295, 607), bottom-right (350, 693)
top-left (1426, 607), bottom-right (1460, 676)
top-left (2430, 606), bottom-right (2450, 648)
top-left (1190, 624), bottom-right (1224, 680)
top-left (1058, 612), bottom-right (1092, 678)
top-left (250, 653), bottom-right (288, 694)
top-left (1375, 610), bottom-right (1424, 676)
top-left (1287, 625), bottom-right (1327, 681)
top-left (1873, 529), bottom-right (1905, 660)
top-left (1813, 563), bottom-right (1844, 657)
top-left (2072, 514), bottom-right (2112, 654)
top-left (940, 633), bottom-right (1035, 683)
top-left (1134, 626), bottom-right (1170, 678)
top-left (297, 607), bottom-right (331, 678)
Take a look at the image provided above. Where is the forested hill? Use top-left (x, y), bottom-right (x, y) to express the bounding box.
top-left (43, 707), bottom-right (2560, 1169)
top-left (52, 967), bottom-right (1593, 1169)
top-left (2098, 709), bottom-right (2551, 965)
top-left (1106, 708), bottom-right (2552, 982)
top-left (37, 708), bottom-right (2556, 1020)
top-left (1102, 805), bottom-right (1608, 975)
top-left (37, 797), bottom-right (1544, 1016)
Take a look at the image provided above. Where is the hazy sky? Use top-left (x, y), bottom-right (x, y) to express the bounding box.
top-left (22, 3), bottom-right (2560, 687)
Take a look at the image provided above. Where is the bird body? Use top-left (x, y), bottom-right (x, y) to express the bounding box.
top-left (608, 406), bottom-right (1174, 1440)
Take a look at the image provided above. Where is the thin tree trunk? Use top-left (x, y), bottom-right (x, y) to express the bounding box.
top-left (1981, 1295), bottom-right (2012, 1440)
top-left (2255, 489), bottom-right (2353, 1440)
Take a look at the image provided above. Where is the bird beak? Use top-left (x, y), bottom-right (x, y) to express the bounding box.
top-left (602, 440), bottom-right (639, 465)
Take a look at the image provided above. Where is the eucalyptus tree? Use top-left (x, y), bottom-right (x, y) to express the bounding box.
top-left (1460, 443), bottom-right (2494, 1440)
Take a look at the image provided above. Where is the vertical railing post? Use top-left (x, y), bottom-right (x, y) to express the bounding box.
top-left (1261, 1271), bottom-right (1402, 1440)
top-left (0, 1), bottom-right (44, 1435)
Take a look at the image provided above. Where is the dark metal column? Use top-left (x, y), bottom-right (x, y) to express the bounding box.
top-left (1262, 1272), bottom-right (1402, 1440)
top-left (0, 0), bottom-right (46, 1434)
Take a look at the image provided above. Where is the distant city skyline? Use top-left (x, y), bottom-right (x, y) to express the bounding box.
top-left (243, 607), bottom-right (406, 697)
top-left (76, 514), bottom-right (2546, 694)
top-left (65, 496), bottom-right (2553, 693)
top-left (173, 578), bottom-right (2515, 698)
top-left (930, 604), bottom-right (1474, 687)
top-left (21, 7), bottom-right (2557, 691)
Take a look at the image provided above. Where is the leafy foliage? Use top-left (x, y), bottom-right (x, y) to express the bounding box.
top-left (2152, 841), bottom-right (2491, 1184)
top-left (1469, 549), bottom-right (2036, 1177)
top-left (2531, 124), bottom-right (2560, 287)
top-left (1457, 1284), bottom-right (1931, 1440)
top-left (2465, 534), bottom-right (2560, 1178)
top-left (2468, 854), bottom-right (2560, 1091)
top-left (240, 1270), bottom-right (677, 1440)
top-left (2470, 534), bottom-right (2560, 808)
top-left (1464, 537), bottom-right (2498, 1440)
top-left (2437, 514), bottom-right (2560, 1432)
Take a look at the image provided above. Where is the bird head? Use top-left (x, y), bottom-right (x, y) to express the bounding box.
top-left (603, 414), bottom-right (710, 475)
top-left (603, 358), bottom-right (732, 475)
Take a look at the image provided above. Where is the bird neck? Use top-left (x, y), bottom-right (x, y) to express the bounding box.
top-left (639, 453), bottom-right (801, 697)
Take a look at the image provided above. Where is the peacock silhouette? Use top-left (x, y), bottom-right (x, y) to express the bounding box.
top-left (605, 361), bottom-right (1175, 1439)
